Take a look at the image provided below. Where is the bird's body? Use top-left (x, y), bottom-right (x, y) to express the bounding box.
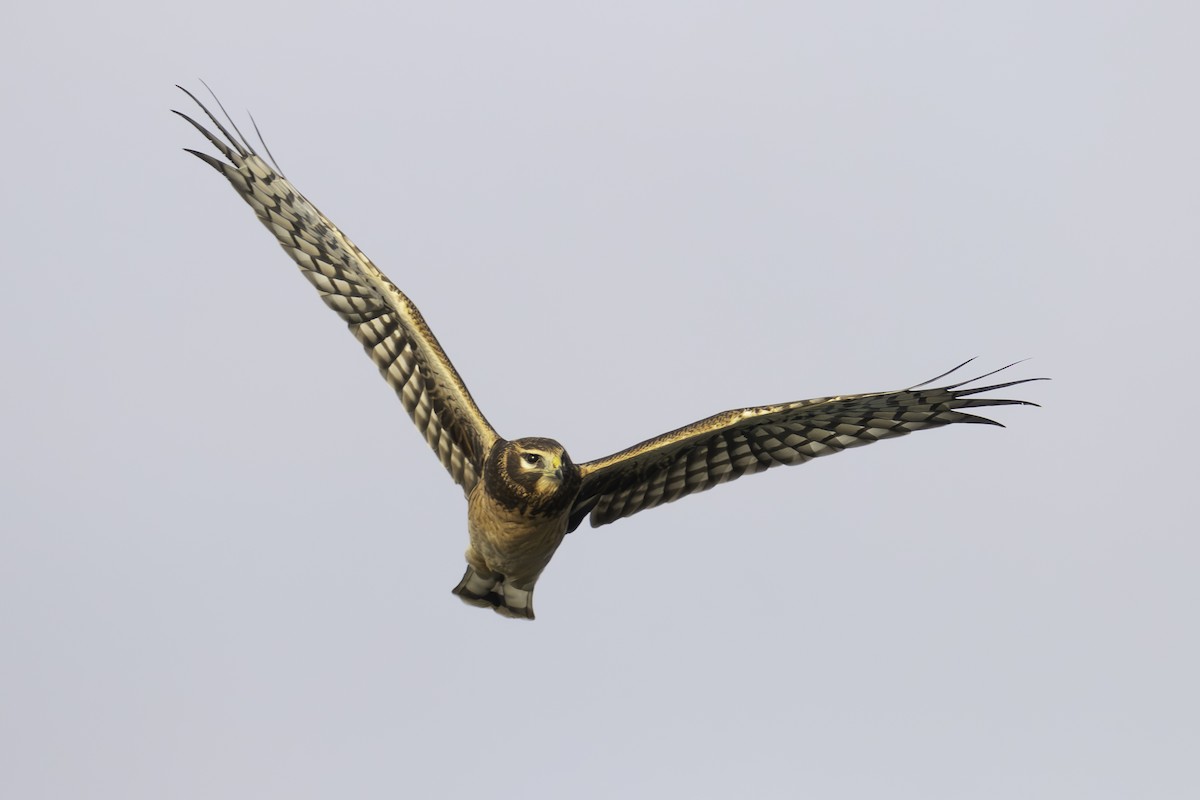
top-left (457, 438), bottom-right (581, 617)
top-left (177, 86), bottom-right (1044, 619)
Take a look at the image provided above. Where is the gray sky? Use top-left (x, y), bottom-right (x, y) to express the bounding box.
top-left (2, 2), bottom-right (1197, 798)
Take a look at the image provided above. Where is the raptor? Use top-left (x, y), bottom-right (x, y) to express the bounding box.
top-left (176, 86), bottom-right (1043, 620)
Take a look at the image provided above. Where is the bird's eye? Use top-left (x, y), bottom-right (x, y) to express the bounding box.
top-left (522, 453), bottom-right (542, 466)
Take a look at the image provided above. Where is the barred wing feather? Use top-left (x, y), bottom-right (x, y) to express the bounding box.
top-left (570, 363), bottom-right (1042, 530)
top-left (175, 87), bottom-right (499, 493)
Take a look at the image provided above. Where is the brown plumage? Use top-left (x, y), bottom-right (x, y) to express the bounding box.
top-left (177, 86), bottom-right (1044, 620)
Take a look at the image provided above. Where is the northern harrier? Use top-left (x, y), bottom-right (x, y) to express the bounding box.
top-left (176, 87), bottom-right (1043, 619)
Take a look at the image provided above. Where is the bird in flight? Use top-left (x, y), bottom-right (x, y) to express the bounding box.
top-left (176, 86), bottom-right (1043, 620)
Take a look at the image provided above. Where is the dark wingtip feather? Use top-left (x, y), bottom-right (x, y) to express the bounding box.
top-left (954, 396), bottom-right (1042, 410)
top-left (909, 357), bottom-right (978, 390)
top-left (943, 359), bottom-right (1030, 391)
top-left (957, 414), bottom-right (1007, 427)
top-left (954, 376), bottom-right (1050, 398)
top-left (182, 147), bottom-right (230, 173)
top-left (248, 111), bottom-right (285, 177)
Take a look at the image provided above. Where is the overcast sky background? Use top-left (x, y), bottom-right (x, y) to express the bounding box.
top-left (2, 3), bottom-right (1197, 798)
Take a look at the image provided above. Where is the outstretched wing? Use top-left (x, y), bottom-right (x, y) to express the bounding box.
top-left (568, 361), bottom-right (1043, 530)
top-left (175, 86), bottom-right (500, 493)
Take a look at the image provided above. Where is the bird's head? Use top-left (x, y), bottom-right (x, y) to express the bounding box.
top-left (485, 437), bottom-right (581, 515)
